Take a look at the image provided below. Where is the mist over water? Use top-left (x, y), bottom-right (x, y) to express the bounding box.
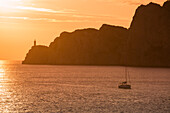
top-left (0, 60), bottom-right (169, 112)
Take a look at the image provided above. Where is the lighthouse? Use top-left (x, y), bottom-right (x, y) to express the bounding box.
top-left (34, 39), bottom-right (36, 46)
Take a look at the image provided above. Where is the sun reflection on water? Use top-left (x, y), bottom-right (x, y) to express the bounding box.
top-left (0, 61), bottom-right (7, 92)
top-left (0, 61), bottom-right (7, 82)
top-left (0, 61), bottom-right (12, 112)
top-left (0, 67), bottom-right (5, 92)
top-left (0, 68), bottom-right (5, 80)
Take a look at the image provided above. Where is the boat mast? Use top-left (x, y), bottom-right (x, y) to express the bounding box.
top-left (125, 33), bottom-right (128, 83)
top-left (125, 66), bottom-right (127, 82)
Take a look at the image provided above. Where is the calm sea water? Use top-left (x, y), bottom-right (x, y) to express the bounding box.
top-left (0, 60), bottom-right (169, 113)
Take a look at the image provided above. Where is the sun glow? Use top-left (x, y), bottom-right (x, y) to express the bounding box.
top-left (0, 68), bottom-right (5, 75)
top-left (0, 0), bottom-right (22, 12)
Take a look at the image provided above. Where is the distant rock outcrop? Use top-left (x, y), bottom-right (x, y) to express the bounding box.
top-left (22, 45), bottom-right (49, 64)
top-left (22, 1), bottom-right (170, 67)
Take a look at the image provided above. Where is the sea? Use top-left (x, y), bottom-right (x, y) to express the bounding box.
top-left (0, 60), bottom-right (169, 113)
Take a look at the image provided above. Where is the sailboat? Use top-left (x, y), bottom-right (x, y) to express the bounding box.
top-left (118, 67), bottom-right (131, 89)
top-left (118, 37), bottom-right (131, 89)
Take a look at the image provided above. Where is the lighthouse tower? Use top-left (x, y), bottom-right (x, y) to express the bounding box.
top-left (34, 39), bottom-right (36, 46)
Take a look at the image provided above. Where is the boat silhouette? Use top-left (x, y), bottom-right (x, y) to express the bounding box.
top-left (118, 67), bottom-right (131, 89)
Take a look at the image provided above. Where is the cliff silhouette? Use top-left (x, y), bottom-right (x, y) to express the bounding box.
top-left (22, 1), bottom-right (170, 67)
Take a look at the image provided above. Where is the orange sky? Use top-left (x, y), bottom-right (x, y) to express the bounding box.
top-left (0, 0), bottom-right (165, 60)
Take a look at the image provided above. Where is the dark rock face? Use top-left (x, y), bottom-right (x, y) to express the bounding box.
top-left (128, 1), bottom-right (170, 66)
top-left (23, 1), bottom-right (170, 67)
top-left (48, 24), bottom-right (128, 65)
top-left (22, 46), bottom-right (49, 64)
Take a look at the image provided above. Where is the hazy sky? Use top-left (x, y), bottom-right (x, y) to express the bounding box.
top-left (0, 0), bottom-right (165, 60)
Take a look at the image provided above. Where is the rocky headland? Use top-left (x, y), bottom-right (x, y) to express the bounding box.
top-left (22, 1), bottom-right (170, 67)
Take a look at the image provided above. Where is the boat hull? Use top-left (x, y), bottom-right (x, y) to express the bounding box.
top-left (118, 84), bottom-right (131, 89)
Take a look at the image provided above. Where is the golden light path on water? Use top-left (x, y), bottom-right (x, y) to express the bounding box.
top-left (0, 60), bottom-right (6, 83)
top-left (0, 61), bottom-right (12, 112)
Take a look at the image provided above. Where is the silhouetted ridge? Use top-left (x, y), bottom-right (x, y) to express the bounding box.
top-left (100, 24), bottom-right (127, 31)
top-left (23, 1), bottom-right (170, 67)
top-left (163, 1), bottom-right (170, 10)
top-left (128, 1), bottom-right (170, 66)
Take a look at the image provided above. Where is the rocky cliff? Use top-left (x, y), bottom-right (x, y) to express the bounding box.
top-left (128, 1), bottom-right (170, 66)
top-left (23, 1), bottom-right (170, 67)
top-left (22, 45), bottom-right (50, 64)
top-left (23, 25), bottom-right (128, 65)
